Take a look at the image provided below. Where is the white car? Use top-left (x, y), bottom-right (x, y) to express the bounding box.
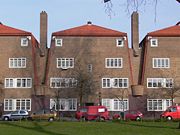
top-left (2, 110), bottom-right (29, 121)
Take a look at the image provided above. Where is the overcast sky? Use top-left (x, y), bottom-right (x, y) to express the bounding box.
top-left (0, 0), bottom-right (179, 47)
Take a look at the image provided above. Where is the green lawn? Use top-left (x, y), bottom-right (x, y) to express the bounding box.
top-left (0, 121), bottom-right (179, 135)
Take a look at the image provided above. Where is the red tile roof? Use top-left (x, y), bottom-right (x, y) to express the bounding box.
top-left (0, 23), bottom-right (31, 36)
top-left (52, 22), bottom-right (127, 37)
top-left (147, 23), bottom-right (180, 37)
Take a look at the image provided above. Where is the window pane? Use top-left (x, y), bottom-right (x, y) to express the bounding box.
top-left (17, 79), bottom-right (21, 87)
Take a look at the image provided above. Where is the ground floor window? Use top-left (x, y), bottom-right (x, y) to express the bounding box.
top-left (102, 98), bottom-right (129, 111)
top-left (147, 99), bottom-right (172, 111)
top-left (4, 98), bottom-right (31, 111)
top-left (50, 98), bottom-right (77, 111)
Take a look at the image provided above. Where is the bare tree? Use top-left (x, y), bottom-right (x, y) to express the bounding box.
top-left (113, 88), bottom-right (129, 120)
top-left (72, 57), bottom-right (98, 106)
top-left (159, 69), bottom-right (180, 106)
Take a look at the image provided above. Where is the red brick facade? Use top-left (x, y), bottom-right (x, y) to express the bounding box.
top-left (0, 12), bottom-right (179, 118)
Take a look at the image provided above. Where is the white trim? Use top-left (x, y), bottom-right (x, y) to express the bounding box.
top-left (116, 38), bottom-right (124, 47)
top-left (102, 78), bottom-right (129, 88)
top-left (152, 58), bottom-right (170, 68)
top-left (105, 58), bottom-right (123, 68)
top-left (57, 58), bottom-right (74, 69)
top-left (50, 78), bottom-right (77, 88)
top-left (55, 38), bottom-right (63, 46)
top-left (9, 58), bottom-right (26, 68)
top-left (21, 38), bottom-right (28, 46)
top-left (147, 99), bottom-right (172, 111)
top-left (147, 78), bottom-right (173, 88)
top-left (5, 78), bottom-right (32, 88)
top-left (150, 38), bottom-right (158, 47)
top-left (50, 98), bottom-right (77, 111)
top-left (4, 98), bottom-right (31, 111)
top-left (102, 98), bottom-right (129, 111)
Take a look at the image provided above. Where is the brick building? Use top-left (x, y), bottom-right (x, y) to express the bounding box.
top-left (46, 20), bottom-right (134, 114)
top-left (139, 22), bottom-right (180, 115)
top-left (0, 22), bottom-right (40, 113)
top-left (0, 11), bottom-right (179, 117)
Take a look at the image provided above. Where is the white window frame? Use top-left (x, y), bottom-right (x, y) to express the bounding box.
top-left (116, 38), bottom-right (124, 47)
top-left (105, 58), bottom-right (123, 68)
top-left (9, 58), bottom-right (26, 68)
top-left (150, 38), bottom-right (158, 47)
top-left (102, 78), bottom-right (129, 88)
top-left (4, 98), bottom-right (31, 111)
top-left (57, 58), bottom-right (74, 69)
top-left (50, 78), bottom-right (77, 88)
top-left (50, 98), bottom-right (77, 111)
top-left (153, 58), bottom-right (170, 68)
top-left (147, 99), bottom-right (172, 111)
top-left (102, 98), bottom-right (129, 111)
top-left (55, 38), bottom-right (63, 46)
top-left (147, 78), bottom-right (173, 88)
top-left (5, 78), bottom-right (32, 88)
top-left (21, 38), bottom-right (28, 46)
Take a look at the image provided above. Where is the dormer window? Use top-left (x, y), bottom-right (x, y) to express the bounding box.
top-left (150, 38), bottom-right (158, 47)
top-left (21, 38), bottom-right (28, 46)
top-left (55, 39), bottom-right (62, 46)
top-left (116, 38), bottom-right (124, 47)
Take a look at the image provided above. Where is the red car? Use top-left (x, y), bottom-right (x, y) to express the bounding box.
top-left (160, 106), bottom-right (180, 120)
top-left (113, 110), bottom-right (143, 121)
top-left (75, 106), bottom-right (110, 121)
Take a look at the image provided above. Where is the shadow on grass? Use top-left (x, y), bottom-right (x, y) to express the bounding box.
top-left (1, 121), bottom-right (67, 135)
top-left (119, 121), bottom-right (179, 130)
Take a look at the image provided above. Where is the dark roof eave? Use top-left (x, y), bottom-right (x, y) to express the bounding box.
top-left (0, 33), bottom-right (32, 36)
top-left (147, 34), bottom-right (180, 37)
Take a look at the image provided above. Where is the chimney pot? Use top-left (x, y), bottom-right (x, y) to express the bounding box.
top-left (87, 21), bottom-right (92, 25)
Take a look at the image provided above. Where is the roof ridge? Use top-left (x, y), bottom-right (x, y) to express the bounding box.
top-left (52, 23), bottom-right (126, 37)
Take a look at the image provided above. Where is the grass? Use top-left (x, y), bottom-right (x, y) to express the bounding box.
top-left (0, 121), bottom-right (179, 135)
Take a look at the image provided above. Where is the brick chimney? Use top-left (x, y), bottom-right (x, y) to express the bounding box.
top-left (40, 11), bottom-right (47, 56)
top-left (131, 11), bottom-right (139, 57)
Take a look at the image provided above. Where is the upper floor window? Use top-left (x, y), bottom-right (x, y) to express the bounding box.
top-left (9, 58), bottom-right (26, 68)
top-left (55, 38), bottom-right (63, 46)
top-left (5, 78), bottom-right (32, 88)
top-left (116, 38), bottom-right (124, 47)
top-left (147, 78), bottom-right (173, 88)
top-left (87, 64), bottom-right (93, 72)
top-left (150, 38), bottom-right (158, 47)
top-left (50, 78), bottom-right (77, 88)
top-left (102, 78), bottom-right (128, 88)
top-left (57, 58), bottom-right (74, 69)
top-left (153, 58), bottom-right (170, 68)
top-left (106, 58), bottom-right (123, 68)
top-left (21, 38), bottom-right (28, 46)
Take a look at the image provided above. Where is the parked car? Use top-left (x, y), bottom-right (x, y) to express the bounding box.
top-left (75, 106), bottom-right (110, 121)
top-left (2, 110), bottom-right (29, 121)
top-left (113, 110), bottom-right (143, 121)
top-left (160, 106), bottom-right (180, 120)
top-left (28, 109), bottom-right (57, 121)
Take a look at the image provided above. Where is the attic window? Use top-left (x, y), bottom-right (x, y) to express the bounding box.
top-left (21, 38), bottom-right (28, 46)
top-left (150, 38), bottom-right (158, 47)
top-left (55, 38), bottom-right (62, 46)
top-left (116, 38), bottom-right (124, 47)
